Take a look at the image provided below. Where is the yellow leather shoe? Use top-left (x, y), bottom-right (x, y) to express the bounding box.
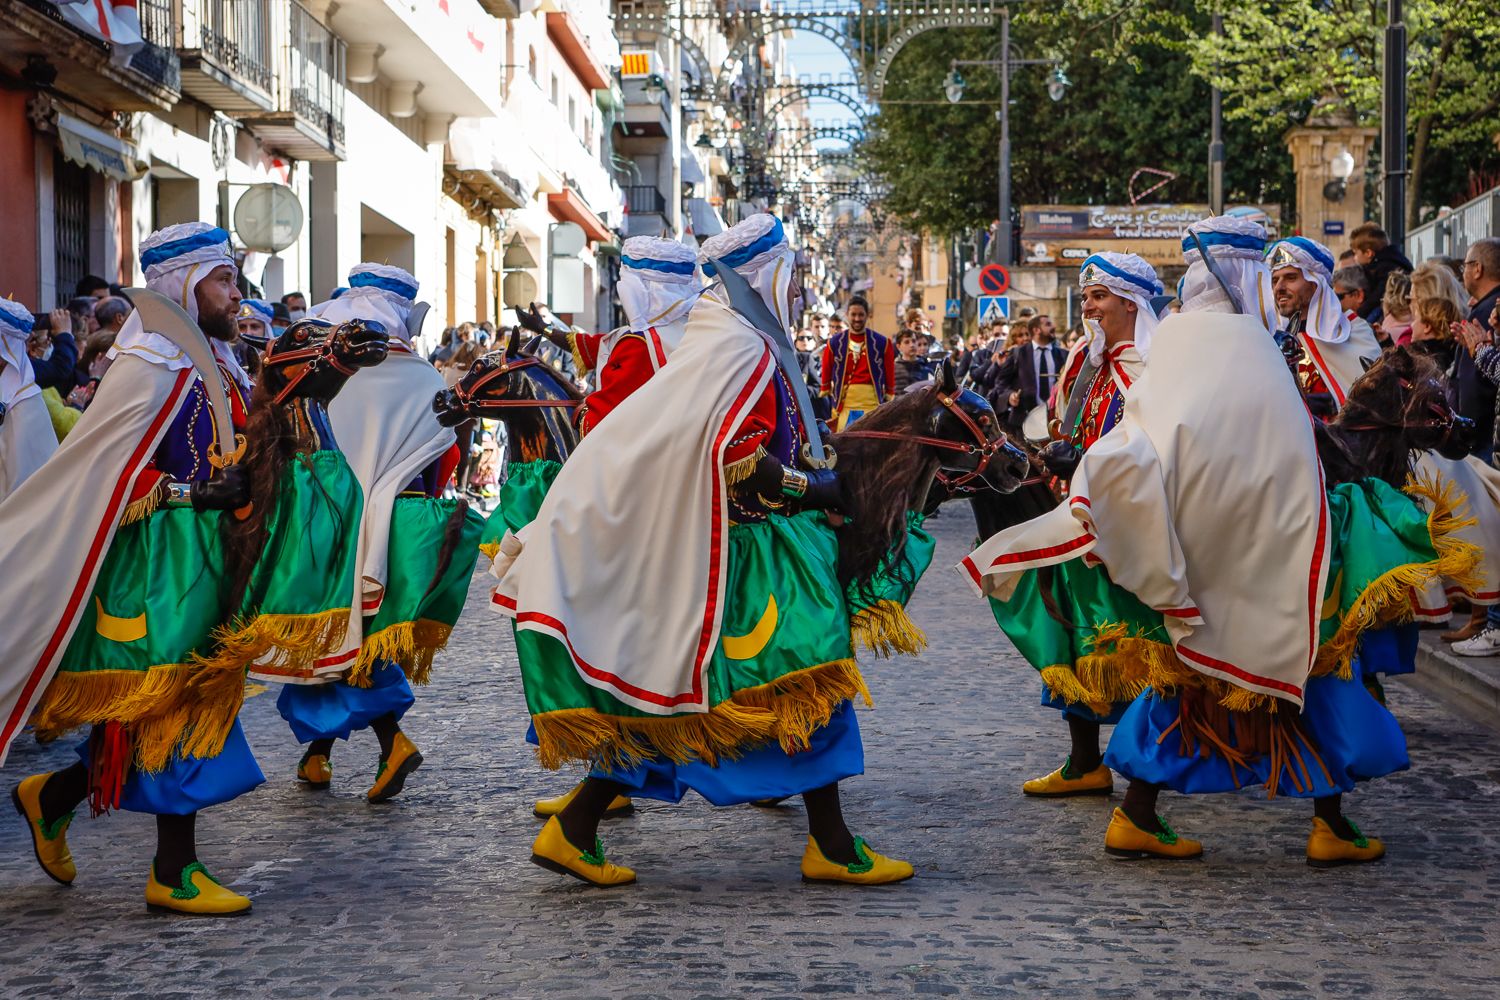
top-left (11, 773), bottom-right (76, 885)
top-left (800, 835), bottom-right (914, 885)
top-left (296, 753), bottom-right (332, 790)
top-left (532, 782), bottom-right (634, 819)
top-left (145, 862), bottom-right (252, 916)
top-left (1306, 816), bottom-right (1385, 868)
top-left (1104, 807), bottom-right (1203, 860)
top-left (1023, 757), bottom-right (1113, 797)
top-left (367, 733), bottom-right (423, 803)
top-left (529, 816), bottom-right (636, 887)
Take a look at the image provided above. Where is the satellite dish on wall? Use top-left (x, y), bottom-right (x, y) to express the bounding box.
top-left (234, 183), bottom-right (304, 253)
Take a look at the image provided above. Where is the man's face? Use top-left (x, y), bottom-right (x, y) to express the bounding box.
top-left (897, 333), bottom-right (919, 360)
top-left (966, 333), bottom-right (981, 350)
top-left (829, 317), bottom-right (844, 336)
top-left (194, 265), bottom-right (242, 341)
top-left (846, 304), bottom-right (867, 334)
top-left (285, 294), bottom-right (307, 312)
top-left (1334, 282), bottom-right (1364, 315)
top-left (1033, 316), bottom-right (1055, 342)
top-left (795, 334), bottom-right (815, 353)
top-left (238, 318), bottom-right (268, 342)
top-left (1272, 267), bottom-right (1317, 318)
top-left (1080, 285), bottom-right (1136, 343)
top-left (1463, 253), bottom-right (1487, 297)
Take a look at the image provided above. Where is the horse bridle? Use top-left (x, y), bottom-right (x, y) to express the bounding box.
top-left (839, 390), bottom-right (1009, 490)
top-left (447, 355), bottom-right (582, 413)
top-left (266, 337), bottom-right (361, 407)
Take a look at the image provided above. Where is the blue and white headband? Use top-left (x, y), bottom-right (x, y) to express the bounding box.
top-left (140, 222), bottom-right (234, 283)
top-left (700, 215), bottom-right (787, 277)
top-left (238, 299), bottom-right (275, 325)
top-left (348, 263), bottom-right (418, 301)
top-left (1078, 253), bottom-right (1162, 298)
top-left (1267, 237), bottom-right (1335, 283)
top-left (0, 299), bottom-right (35, 337)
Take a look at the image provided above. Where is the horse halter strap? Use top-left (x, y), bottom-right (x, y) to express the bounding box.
top-left (839, 391), bottom-right (1004, 489)
top-left (450, 355), bottom-right (580, 411)
top-left (266, 342), bottom-right (359, 407)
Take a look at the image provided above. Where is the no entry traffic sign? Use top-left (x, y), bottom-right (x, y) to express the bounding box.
top-left (978, 264), bottom-right (1010, 296)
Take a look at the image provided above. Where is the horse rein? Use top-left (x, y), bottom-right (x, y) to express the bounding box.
top-left (266, 341), bottom-right (360, 407)
top-left (449, 355), bottom-right (581, 412)
top-left (839, 390), bottom-right (1008, 490)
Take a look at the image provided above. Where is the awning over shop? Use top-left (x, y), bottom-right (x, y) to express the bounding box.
top-left (56, 112), bottom-right (145, 181)
top-left (547, 188), bottom-right (612, 243)
top-left (687, 197), bottom-right (726, 239)
top-left (679, 141), bottom-right (706, 186)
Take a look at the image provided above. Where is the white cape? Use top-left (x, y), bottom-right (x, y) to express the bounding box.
top-left (1413, 452), bottom-right (1500, 618)
top-left (314, 349), bottom-right (454, 676)
top-left (492, 294), bottom-right (776, 714)
top-left (962, 312), bottom-right (1330, 707)
top-left (0, 355), bottom-right (196, 762)
top-left (0, 394), bottom-right (58, 502)
top-left (1300, 314), bottom-right (1380, 408)
top-left (597, 316), bottom-right (689, 375)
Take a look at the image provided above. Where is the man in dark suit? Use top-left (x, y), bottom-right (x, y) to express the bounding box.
top-left (992, 313), bottom-right (1066, 434)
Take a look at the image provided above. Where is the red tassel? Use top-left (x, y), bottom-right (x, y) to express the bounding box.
top-left (87, 722), bottom-right (131, 817)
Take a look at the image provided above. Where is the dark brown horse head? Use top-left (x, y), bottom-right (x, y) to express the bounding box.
top-left (1340, 344), bottom-right (1471, 461)
top-left (430, 344), bottom-right (583, 429)
top-left (260, 317), bottom-right (389, 405)
top-left (927, 358), bottom-right (1030, 493)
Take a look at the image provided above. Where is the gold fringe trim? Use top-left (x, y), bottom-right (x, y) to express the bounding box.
top-left (850, 600), bottom-right (927, 658)
top-left (530, 658), bottom-right (871, 771)
top-left (118, 474), bottom-right (170, 526)
top-left (723, 446), bottom-right (767, 487)
top-left (568, 333), bottom-right (590, 376)
top-left (1311, 473), bottom-right (1482, 680)
top-left (1035, 623), bottom-right (1163, 715)
top-left (194, 609), bottom-right (350, 681)
top-left (350, 619), bottom-right (453, 687)
top-left (29, 662), bottom-right (247, 774)
top-left (479, 541), bottom-right (501, 561)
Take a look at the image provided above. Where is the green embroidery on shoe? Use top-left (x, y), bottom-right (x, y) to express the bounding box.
top-left (1153, 816), bottom-right (1180, 846)
top-left (1344, 817), bottom-right (1370, 849)
top-left (579, 837), bottom-right (607, 867)
top-left (1059, 756), bottom-right (1081, 781)
top-left (166, 861), bottom-right (219, 900)
top-left (374, 760), bottom-right (389, 781)
top-left (37, 810), bottom-right (73, 841)
top-left (846, 837), bottom-right (875, 875)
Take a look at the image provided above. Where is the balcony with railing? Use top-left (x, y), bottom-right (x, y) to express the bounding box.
top-left (0, 0), bottom-right (180, 110)
top-left (240, 1), bottom-right (345, 161)
top-left (624, 183), bottom-right (668, 237)
top-left (178, 0), bottom-right (276, 112)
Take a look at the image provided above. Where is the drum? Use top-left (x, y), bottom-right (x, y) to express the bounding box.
top-left (1022, 404), bottom-right (1051, 447)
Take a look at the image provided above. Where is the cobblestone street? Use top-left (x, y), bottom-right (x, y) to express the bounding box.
top-left (3, 511), bottom-right (1500, 999)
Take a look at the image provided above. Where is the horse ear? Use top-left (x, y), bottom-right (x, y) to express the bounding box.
top-left (506, 324), bottom-right (521, 357)
top-left (1359, 354), bottom-right (1377, 372)
top-left (939, 357), bottom-right (957, 395)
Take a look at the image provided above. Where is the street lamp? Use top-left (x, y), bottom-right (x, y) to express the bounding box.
top-left (643, 73), bottom-right (667, 101)
top-left (942, 7), bottom-right (1068, 266)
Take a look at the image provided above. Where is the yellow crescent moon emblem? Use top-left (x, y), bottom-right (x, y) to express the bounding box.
top-left (1320, 570), bottom-right (1343, 622)
top-left (722, 594), bottom-right (778, 661)
top-left (94, 597), bottom-right (147, 643)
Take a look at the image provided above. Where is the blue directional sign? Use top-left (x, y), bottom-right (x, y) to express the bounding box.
top-left (945, 298), bottom-right (961, 318)
top-left (978, 295), bottom-right (1011, 324)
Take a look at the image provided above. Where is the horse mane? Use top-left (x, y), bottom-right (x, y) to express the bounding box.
top-left (829, 387), bottom-right (942, 609)
top-left (219, 388), bottom-right (316, 617)
top-left (520, 336), bottom-right (586, 402)
top-left (1323, 346), bottom-right (1441, 487)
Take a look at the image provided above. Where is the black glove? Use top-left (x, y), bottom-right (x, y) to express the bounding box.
top-left (797, 468), bottom-right (845, 513)
top-left (191, 464), bottom-right (251, 511)
top-left (1305, 392), bottom-right (1338, 421)
top-left (0, 401), bottom-right (7, 427)
top-left (1038, 440), bottom-right (1082, 480)
top-left (518, 303), bottom-right (549, 336)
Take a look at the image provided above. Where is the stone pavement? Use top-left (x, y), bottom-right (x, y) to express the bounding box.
top-left (3, 512), bottom-right (1500, 999)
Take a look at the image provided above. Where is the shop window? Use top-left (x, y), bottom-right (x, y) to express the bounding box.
top-left (53, 150), bottom-right (91, 306)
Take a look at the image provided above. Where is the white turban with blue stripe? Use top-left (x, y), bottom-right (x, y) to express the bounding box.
top-left (315, 263), bottom-right (419, 344)
top-left (1268, 236), bottom-right (1351, 345)
top-left (1179, 215), bottom-right (1277, 333)
top-left (700, 214), bottom-right (797, 335)
top-left (619, 237), bottom-right (700, 333)
top-left (0, 299), bottom-right (38, 407)
top-left (1078, 252), bottom-right (1163, 363)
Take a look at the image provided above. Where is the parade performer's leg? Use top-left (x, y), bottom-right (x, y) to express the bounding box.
top-left (277, 661), bottom-right (419, 800)
top-left (798, 781), bottom-right (913, 885)
top-left (1023, 698), bottom-right (1117, 797)
top-left (530, 777), bottom-right (636, 887)
top-left (1308, 793), bottom-right (1386, 868)
top-left (1104, 779), bottom-right (1202, 861)
top-left (12, 763), bottom-right (87, 884)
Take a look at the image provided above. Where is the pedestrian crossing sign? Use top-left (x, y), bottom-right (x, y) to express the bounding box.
top-left (978, 295), bottom-right (1010, 324)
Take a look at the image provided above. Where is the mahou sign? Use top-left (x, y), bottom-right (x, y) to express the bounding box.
top-left (1020, 204), bottom-right (1280, 268)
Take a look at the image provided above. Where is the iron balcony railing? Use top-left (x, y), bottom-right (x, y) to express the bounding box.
top-left (128, 0), bottom-right (182, 91)
top-left (625, 184), bottom-right (666, 215)
top-left (182, 0), bottom-right (275, 95)
top-left (285, 0), bottom-right (346, 146)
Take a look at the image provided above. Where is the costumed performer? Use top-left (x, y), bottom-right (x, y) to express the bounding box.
top-left (494, 214), bottom-right (926, 887)
top-left (965, 216), bottom-right (1465, 866)
top-left (0, 299), bottom-right (58, 501)
top-left (820, 294), bottom-right (894, 430)
top-left (1270, 236), bottom-right (1381, 415)
top-left (987, 252), bottom-right (1163, 799)
top-left (517, 236), bottom-right (704, 821)
top-left (4, 223), bottom-right (366, 914)
top-left (268, 264), bottom-right (481, 803)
